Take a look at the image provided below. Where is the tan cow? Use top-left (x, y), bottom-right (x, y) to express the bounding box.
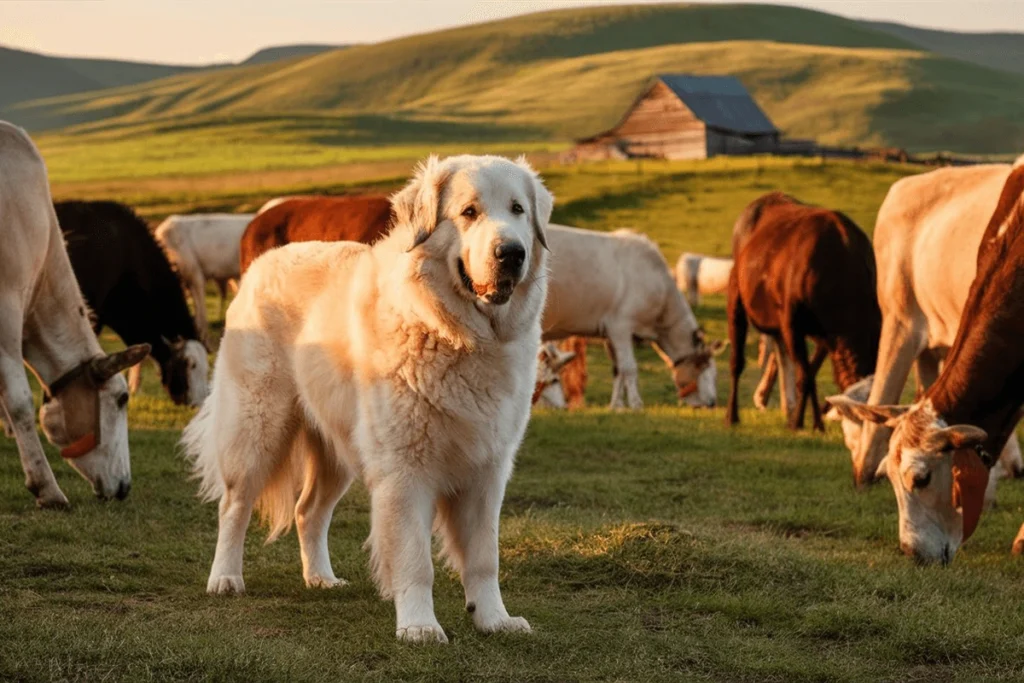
top-left (542, 224), bottom-right (724, 409)
top-left (832, 161), bottom-right (1024, 490)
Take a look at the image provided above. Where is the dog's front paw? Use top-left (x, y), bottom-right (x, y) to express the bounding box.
top-left (207, 575), bottom-right (245, 595)
top-left (476, 615), bottom-right (532, 634)
top-left (305, 575), bottom-right (348, 589)
top-left (396, 623), bottom-right (449, 644)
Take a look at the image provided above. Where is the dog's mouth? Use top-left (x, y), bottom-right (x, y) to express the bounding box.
top-left (457, 257), bottom-right (515, 306)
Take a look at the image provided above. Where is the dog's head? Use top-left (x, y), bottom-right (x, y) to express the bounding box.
top-left (392, 155), bottom-right (553, 308)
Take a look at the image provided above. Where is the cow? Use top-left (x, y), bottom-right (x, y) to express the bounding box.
top-left (54, 200), bottom-right (209, 407)
top-left (542, 224), bottom-right (724, 410)
top-left (827, 163), bottom-right (1024, 565)
top-left (0, 121), bottom-right (148, 507)
top-left (153, 213), bottom-right (253, 341)
top-left (675, 253), bottom-right (732, 308)
top-left (828, 162), bottom-right (1024, 487)
top-left (726, 192), bottom-right (880, 431)
top-left (239, 195), bottom-right (394, 274)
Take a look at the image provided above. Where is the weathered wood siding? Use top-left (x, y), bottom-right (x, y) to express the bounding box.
top-left (608, 82), bottom-right (708, 160)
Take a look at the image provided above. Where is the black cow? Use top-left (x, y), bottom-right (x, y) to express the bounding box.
top-left (55, 200), bottom-right (209, 406)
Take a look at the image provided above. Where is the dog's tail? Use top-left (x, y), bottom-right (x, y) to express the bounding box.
top-left (180, 351), bottom-right (304, 543)
top-left (181, 393), bottom-right (224, 503)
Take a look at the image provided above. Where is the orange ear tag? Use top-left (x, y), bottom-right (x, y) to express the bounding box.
top-left (952, 449), bottom-right (989, 541)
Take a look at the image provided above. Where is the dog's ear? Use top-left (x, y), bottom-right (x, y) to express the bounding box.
top-left (516, 155), bottom-right (553, 250)
top-left (392, 156), bottom-right (451, 249)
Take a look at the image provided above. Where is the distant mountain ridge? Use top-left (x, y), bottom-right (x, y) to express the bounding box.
top-left (242, 44), bottom-right (343, 65)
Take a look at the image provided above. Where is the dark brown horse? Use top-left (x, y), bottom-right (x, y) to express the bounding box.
top-left (726, 192), bottom-right (880, 431)
top-left (239, 195), bottom-right (394, 274)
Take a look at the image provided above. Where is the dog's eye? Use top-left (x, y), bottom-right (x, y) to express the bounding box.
top-left (117, 393), bottom-right (129, 409)
top-left (461, 206), bottom-right (477, 219)
top-left (912, 471), bottom-right (931, 490)
top-left (511, 201), bottom-right (525, 215)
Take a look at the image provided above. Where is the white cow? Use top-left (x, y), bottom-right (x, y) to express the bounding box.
top-left (153, 213), bottom-right (254, 341)
top-left (675, 253), bottom-right (733, 308)
top-left (0, 121), bottom-right (148, 506)
top-left (543, 225), bottom-right (725, 409)
top-left (828, 161), bottom-right (1024, 489)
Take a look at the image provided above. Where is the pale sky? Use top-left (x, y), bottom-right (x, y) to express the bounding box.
top-left (2, 0), bottom-right (1021, 65)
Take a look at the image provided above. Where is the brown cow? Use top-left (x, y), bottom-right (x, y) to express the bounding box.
top-left (827, 166), bottom-right (1024, 565)
top-left (239, 195), bottom-right (395, 274)
top-left (726, 192), bottom-right (881, 431)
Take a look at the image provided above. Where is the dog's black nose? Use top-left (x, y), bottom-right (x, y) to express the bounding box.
top-left (495, 242), bottom-right (526, 273)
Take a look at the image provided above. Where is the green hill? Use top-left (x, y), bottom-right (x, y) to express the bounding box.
top-left (0, 45), bottom-right (200, 111)
top-left (7, 3), bottom-right (1024, 165)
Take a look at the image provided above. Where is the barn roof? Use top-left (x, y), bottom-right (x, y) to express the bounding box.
top-left (656, 74), bottom-right (778, 135)
top-left (578, 74), bottom-right (778, 143)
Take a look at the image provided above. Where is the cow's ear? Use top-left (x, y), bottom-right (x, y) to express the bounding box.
top-left (824, 395), bottom-right (909, 426)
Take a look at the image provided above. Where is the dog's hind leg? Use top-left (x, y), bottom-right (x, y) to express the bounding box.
top-left (295, 427), bottom-right (354, 588)
top-left (437, 465), bottom-right (530, 635)
top-left (205, 385), bottom-right (300, 595)
top-left (368, 473), bottom-right (447, 643)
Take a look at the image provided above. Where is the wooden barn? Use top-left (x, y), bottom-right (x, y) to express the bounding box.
top-left (573, 75), bottom-right (780, 161)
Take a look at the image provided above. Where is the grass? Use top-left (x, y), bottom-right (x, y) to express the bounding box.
top-left (5, 157), bottom-right (1024, 681)
top-left (8, 3), bottom-right (1024, 169)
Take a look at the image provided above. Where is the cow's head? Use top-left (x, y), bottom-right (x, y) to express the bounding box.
top-left (826, 395), bottom-right (990, 565)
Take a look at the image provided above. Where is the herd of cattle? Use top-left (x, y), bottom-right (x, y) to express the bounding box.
top-left (4, 116), bottom-right (1024, 581)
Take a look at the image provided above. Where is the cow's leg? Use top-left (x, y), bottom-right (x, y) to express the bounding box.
top-left (215, 280), bottom-right (230, 320)
top-left (368, 472), bottom-right (445, 643)
top-left (295, 428), bottom-right (354, 589)
top-left (725, 281), bottom-right (748, 426)
top-left (0, 311), bottom-right (68, 508)
top-left (806, 343), bottom-right (828, 431)
top-left (1000, 434), bottom-right (1024, 478)
top-left (777, 346), bottom-right (797, 419)
top-left (437, 463), bottom-right (530, 635)
top-left (753, 336), bottom-right (778, 411)
top-left (606, 329), bottom-right (641, 410)
top-left (854, 315), bottom-right (926, 485)
top-left (913, 349), bottom-right (941, 400)
top-left (781, 319), bottom-right (820, 431)
top-left (188, 274), bottom-right (209, 345)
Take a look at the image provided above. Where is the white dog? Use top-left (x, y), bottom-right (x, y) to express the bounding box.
top-left (183, 154), bottom-right (551, 643)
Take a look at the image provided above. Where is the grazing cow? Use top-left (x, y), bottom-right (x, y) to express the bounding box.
top-left (829, 162), bottom-right (1024, 487)
top-left (533, 343), bottom-right (576, 409)
top-left (0, 121), bottom-right (148, 506)
top-left (726, 192), bottom-right (880, 431)
top-left (675, 253), bottom-right (732, 308)
top-left (239, 195), bottom-right (395, 274)
top-left (542, 224), bottom-right (724, 410)
top-left (55, 200), bottom-right (209, 407)
top-left (153, 213), bottom-right (253, 341)
top-left (827, 164), bottom-right (1024, 564)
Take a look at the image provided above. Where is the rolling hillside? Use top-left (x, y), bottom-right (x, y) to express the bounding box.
top-left (865, 21), bottom-right (1024, 76)
top-left (7, 2), bottom-right (1024, 165)
top-left (0, 45), bottom-right (200, 111)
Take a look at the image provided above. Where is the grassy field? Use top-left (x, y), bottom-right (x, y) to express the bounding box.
top-left (10, 3), bottom-right (1024, 162)
top-left (6, 157), bottom-right (1024, 682)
